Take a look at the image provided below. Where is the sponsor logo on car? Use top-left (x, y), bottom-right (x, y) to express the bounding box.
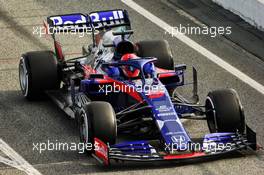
top-left (49, 10), bottom-right (126, 30)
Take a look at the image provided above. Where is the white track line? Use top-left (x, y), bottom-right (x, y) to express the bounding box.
top-left (0, 139), bottom-right (42, 175)
top-left (122, 0), bottom-right (264, 95)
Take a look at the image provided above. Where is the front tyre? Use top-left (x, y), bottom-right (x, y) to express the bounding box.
top-left (78, 102), bottom-right (117, 154)
top-left (205, 89), bottom-right (245, 134)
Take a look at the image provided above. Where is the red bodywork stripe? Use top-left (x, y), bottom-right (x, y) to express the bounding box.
top-left (147, 92), bottom-right (165, 99)
top-left (95, 78), bottom-right (113, 84)
top-left (156, 67), bottom-right (174, 72)
top-left (94, 138), bottom-right (109, 166)
top-left (54, 41), bottom-right (64, 61)
top-left (164, 152), bottom-right (206, 160)
top-left (159, 72), bottom-right (177, 78)
top-left (156, 68), bottom-right (177, 78)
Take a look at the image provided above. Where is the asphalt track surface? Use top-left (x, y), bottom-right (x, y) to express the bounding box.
top-left (0, 0), bottom-right (264, 174)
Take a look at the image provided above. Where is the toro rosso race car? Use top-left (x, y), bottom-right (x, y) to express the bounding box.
top-left (19, 9), bottom-right (258, 165)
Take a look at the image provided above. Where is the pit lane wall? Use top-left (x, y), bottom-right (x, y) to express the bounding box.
top-left (212, 0), bottom-right (264, 31)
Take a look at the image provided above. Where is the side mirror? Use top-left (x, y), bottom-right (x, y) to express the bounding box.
top-left (174, 64), bottom-right (187, 71)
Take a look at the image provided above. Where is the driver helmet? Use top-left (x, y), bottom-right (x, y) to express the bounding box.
top-left (121, 54), bottom-right (140, 78)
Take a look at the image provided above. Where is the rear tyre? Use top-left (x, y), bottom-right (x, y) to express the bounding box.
top-left (78, 102), bottom-right (117, 154)
top-left (205, 89), bottom-right (245, 134)
top-left (136, 40), bottom-right (174, 70)
top-left (19, 51), bottom-right (60, 100)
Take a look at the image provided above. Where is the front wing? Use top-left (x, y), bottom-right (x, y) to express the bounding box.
top-left (93, 126), bottom-right (257, 165)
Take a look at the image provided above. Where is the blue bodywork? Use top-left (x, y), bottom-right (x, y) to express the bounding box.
top-left (79, 58), bottom-right (232, 151)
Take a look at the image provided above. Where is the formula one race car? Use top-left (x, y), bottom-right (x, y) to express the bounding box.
top-left (19, 9), bottom-right (258, 165)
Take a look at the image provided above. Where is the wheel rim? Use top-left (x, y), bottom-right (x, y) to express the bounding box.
top-left (79, 109), bottom-right (89, 144)
top-left (205, 96), bottom-right (218, 133)
top-left (19, 57), bottom-right (29, 96)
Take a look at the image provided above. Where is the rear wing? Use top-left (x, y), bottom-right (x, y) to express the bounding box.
top-left (46, 9), bottom-right (131, 33)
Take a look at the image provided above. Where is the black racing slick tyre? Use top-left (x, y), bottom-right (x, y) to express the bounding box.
top-left (78, 102), bottom-right (117, 153)
top-left (136, 40), bottom-right (174, 70)
top-left (205, 89), bottom-right (245, 134)
top-left (19, 51), bottom-right (60, 100)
